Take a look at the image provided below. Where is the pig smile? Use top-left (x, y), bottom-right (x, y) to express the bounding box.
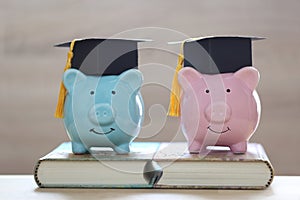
top-left (89, 128), bottom-right (115, 135)
top-left (207, 126), bottom-right (231, 134)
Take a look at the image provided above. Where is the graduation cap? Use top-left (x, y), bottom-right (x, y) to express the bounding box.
top-left (54, 38), bottom-right (149, 118)
top-left (167, 36), bottom-right (264, 117)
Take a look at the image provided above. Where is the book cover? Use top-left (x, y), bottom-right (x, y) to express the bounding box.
top-left (34, 142), bottom-right (273, 189)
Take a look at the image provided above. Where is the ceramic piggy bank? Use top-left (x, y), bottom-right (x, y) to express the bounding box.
top-left (168, 36), bottom-right (263, 154)
top-left (55, 38), bottom-right (146, 154)
top-left (178, 67), bottom-right (260, 154)
top-left (63, 68), bottom-right (144, 154)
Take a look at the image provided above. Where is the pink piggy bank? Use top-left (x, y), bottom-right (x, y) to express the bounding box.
top-left (178, 66), bottom-right (260, 154)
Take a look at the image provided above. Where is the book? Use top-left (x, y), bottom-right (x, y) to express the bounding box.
top-left (34, 142), bottom-right (273, 189)
top-left (154, 143), bottom-right (274, 189)
top-left (34, 142), bottom-right (161, 188)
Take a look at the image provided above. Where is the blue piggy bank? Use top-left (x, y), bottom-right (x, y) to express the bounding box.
top-left (62, 68), bottom-right (144, 154)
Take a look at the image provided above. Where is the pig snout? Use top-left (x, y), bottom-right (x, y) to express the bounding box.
top-left (89, 104), bottom-right (115, 125)
top-left (204, 102), bottom-right (231, 123)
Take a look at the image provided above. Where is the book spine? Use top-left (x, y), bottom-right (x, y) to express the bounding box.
top-left (263, 160), bottom-right (274, 188)
top-left (33, 160), bottom-right (43, 188)
top-left (256, 143), bottom-right (274, 188)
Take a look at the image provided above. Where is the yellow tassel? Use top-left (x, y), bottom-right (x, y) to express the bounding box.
top-left (54, 39), bottom-right (76, 118)
top-left (167, 37), bottom-right (206, 116)
top-left (167, 52), bottom-right (184, 117)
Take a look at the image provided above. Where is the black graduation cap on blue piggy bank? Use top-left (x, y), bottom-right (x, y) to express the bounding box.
top-left (54, 38), bottom-right (148, 154)
top-left (168, 36), bottom-right (263, 154)
top-left (55, 38), bottom-right (150, 75)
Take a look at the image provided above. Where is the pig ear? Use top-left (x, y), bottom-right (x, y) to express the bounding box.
top-left (234, 67), bottom-right (260, 91)
top-left (118, 69), bottom-right (143, 91)
top-left (178, 67), bottom-right (203, 90)
top-left (63, 69), bottom-right (86, 93)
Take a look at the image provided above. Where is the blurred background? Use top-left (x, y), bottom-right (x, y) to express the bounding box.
top-left (1, 0), bottom-right (300, 175)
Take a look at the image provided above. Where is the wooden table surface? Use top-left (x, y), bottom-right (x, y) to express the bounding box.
top-left (0, 176), bottom-right (299, 200)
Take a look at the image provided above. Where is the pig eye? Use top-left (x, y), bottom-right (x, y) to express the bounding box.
top-left (226, 89), bottom-right (231, 93)
top-left (205, 89), bottom-right (210, 94)
top-left (90, 91), bottom-right (95, 95)
top-left (111, 90), bottom-right (116, 95)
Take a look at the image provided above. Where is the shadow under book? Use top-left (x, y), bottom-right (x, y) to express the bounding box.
top-left (34, 142), bottom-right (273, 189)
